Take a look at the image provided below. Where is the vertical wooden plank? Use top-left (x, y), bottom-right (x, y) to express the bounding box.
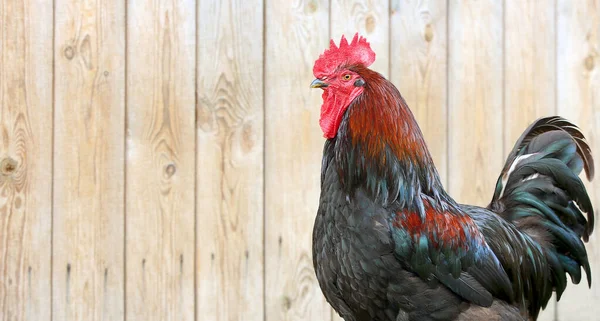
top-left (447, 0), bottom-right (503, 205)
top-left (556, 0), bottom-right (600, 319)
top-left (504, 0), bottom-right (556, 147)
top-left (330, 0), bottom-right (389, 77)
top-left (390, 0), bottom-right (448, 186)
top-left (196, 0), bottom-right (264, 320)
top-left (126, 1), bottom-right (195, 320)
top-left (52, 0), bottom-right (125, 320)
top-left (504, 1), bottom-right (556, 319)
top-left (264, 0), bottom-right (331, 320)
top-left (0, 0), bottom-right (52, 320)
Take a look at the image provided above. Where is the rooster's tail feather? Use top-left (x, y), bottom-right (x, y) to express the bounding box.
top-left (488, 116), bottom-right (594, 303)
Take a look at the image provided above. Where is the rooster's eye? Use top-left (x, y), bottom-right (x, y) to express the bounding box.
top-left (342, 74), bottom-right (352, 81)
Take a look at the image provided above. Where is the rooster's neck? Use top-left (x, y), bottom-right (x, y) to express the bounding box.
top-left (330, 72), bottom-right (449, 209)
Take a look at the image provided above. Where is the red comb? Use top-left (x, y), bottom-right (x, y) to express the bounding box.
top-left (313, 33), bottom-right (376, 78)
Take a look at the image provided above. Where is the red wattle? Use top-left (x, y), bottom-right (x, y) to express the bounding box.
top-left (319, 88), bottom-right (363, 139)
top-left (319, 92), bottom-right (337, 138)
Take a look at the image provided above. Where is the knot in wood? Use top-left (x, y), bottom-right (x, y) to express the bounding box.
top-left (1, 157), bottom-right (17, 176)
top-left (585, 55), bottom-right (595, 71)
top-left (164, 163), bottom-right (176, 178)
top-left (424, 24), bottom-right (434, 42)
top-left (306, 0), bottom-right (317, 13)
top-left (282, 296), bottom-right (292, 311)
top-left (365, 15), bottom-right (376, 33)
top-left (64, 46), bottom-right (75, 60)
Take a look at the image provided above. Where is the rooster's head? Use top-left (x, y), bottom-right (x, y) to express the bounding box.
top-left (311, 33), bottom-right (376, 139)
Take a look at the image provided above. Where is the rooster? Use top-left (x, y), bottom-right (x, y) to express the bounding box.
top-left (311, 34), bottom-right (595, 321)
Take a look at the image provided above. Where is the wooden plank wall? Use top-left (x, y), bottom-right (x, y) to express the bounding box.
top-left (197, 0), bottom-right (264, 320)
top-left (53, 0), bottom-right (125, 320)
top-left (0, 1), bottom-right (598, 320)
top-left (264, 1), bottom-right (330, 320)
top-left (126, 1), bottom-right (196, 321)
top-left (0, 0), bottom-right (53, 320)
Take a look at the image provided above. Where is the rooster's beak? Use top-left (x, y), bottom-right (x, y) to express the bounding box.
top-left (310, 79), bottom-right (329, 88)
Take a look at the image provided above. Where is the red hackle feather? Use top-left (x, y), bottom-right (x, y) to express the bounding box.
top-left (313, 33), bottom-right (376, 79)
top-left (346, 66), bottom-right (431, 165)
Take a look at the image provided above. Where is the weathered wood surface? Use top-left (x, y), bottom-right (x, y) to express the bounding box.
top-left (126, 1), bottom-right (196, 320)
top-left (0, 0), bottom-right (53, 320)
top-left (264, 1), bottom-right (332, 320)
top-left (331, 0), bottom-right (390, 78)
top-left (447, 0), bottom-right (504, 205)
top-left (196, 0), bottom-right (265, 320)
top-left (0, 1), bottom-right (597, 320)
top-left (504, 0), bottom-right (557, 148)
top-left (52, 0), bottom-right (125, 320)
top-left (556, 0), bottom-right (600, 318)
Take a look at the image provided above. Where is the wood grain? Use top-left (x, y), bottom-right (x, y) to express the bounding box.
top-left (447, 0), bottom-right (503, 205)
top-left (52, 0), bottom-right (125, 320)
top-left (196, 0), bottom-right (264, 320)
top-left (331, 0), bottom-right (389, 77)
top-left (0, 0), bottom-right (53, 320)
top-left (3, 1), bottom-right (600, 320)
top-left (504, 0), bottom-right (556, 149)
top-left (556, 0), bottom-right (600, 319)
top-left (390, 0), bottom-right (448, 186)
top-left (126, 1), bottom-right (196, 320)
top-left (264, 0), bottom-right (332, 320)
top-left (504, 1), bottom-right (556, 319)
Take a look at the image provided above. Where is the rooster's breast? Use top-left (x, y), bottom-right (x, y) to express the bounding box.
top-left (313, 161), bottom-right (475, 321)
top-left (313, 165), bottom-right (408, 321)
